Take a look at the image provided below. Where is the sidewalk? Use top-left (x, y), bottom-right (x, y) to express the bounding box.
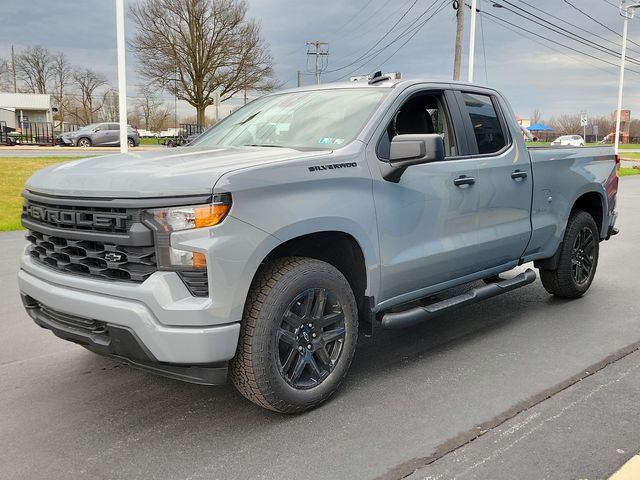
top-left (405, 347), bottom-right (640, 480)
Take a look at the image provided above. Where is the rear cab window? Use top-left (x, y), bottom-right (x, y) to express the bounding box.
top-left (460, 92), bottom-right (510, 155)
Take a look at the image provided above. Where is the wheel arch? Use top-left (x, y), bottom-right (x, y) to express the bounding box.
top-left (571, 190), bottom-right (605, 236)
top-left (254, 230), bottom-right (375, 334)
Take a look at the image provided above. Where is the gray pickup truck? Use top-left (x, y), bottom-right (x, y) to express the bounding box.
top-left (19, 77), bottom-right (619, 413)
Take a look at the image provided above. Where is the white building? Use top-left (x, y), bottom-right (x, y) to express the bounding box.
top-left (0, 92), bottom-right (53, 130)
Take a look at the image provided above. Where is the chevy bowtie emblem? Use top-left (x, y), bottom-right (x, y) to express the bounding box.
top-left (105, 252), bottom-right (125, 262)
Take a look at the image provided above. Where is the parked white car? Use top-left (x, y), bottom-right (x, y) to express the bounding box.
top-left (551, 135), bottom-right (584, 146)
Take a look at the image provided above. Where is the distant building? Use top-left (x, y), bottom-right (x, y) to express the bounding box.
top-left (0, 92), bottom-right (53, 130)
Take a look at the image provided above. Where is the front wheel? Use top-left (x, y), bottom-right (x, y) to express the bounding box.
top-left (77, 137), bottom-right (92, 147)
top-left (540, 210), bottom-right (599, 298)
top-left (230, 257), bottom-right (358, 413)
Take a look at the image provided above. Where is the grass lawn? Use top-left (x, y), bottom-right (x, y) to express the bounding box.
top-left (0, 156), bottom-right (92, 231)
top-left (619, 152), bottom-right (640, 161)
top-left (619, 167), bottom-right (640, 176)
top-left (139, 137), bottom-right (164, 145)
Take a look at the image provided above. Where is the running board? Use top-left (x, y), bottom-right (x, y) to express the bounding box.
top-left (381, 268), bottom-right (537, 329)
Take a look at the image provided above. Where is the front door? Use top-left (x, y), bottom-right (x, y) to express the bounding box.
top-left (372, 89), bottom-right (482, 306)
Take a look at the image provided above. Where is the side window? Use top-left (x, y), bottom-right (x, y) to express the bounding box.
top-left (109, 123), bottom-right (120, 131)
top-left (377, 92), bottom-right (456, 160)
top-left (461, 93), bottom-right (507, 155)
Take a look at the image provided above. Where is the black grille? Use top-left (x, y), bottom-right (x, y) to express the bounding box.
top-left (27, 230), bottom-right (157, 282)
top-left (178, 271), bottom-right (209, 297)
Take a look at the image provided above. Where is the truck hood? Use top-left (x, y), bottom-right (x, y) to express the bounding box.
top-left (26, 146), bottom-right (327, 198)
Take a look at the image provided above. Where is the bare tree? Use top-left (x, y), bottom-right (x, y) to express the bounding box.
top-left (530, 108), bottom-right (542, 125)
top-left (50, 52), bottom-right (73, 128)
top-left (592, 113), bottom-right (616, 139)
top-left (0, 57), bottom-right (12, 91)
top-left (15, 45), bottom-right (53, 94)
top-left (134, 85), bottom-right (172, 131)
top-left (100, 88), bottom-right (120, 121)
top-left (72, 68), bottom-right (108, 124)
top-left (129, 0), bottom-right (279, 126)
top-left (550, 113), bottom-right (582, 135)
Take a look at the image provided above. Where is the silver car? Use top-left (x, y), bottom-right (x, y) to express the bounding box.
top-left (58, 123), bottom-right (140, 147)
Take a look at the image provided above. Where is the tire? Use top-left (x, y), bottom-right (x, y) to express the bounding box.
top-left (77, 137), bottom-right (92, 147)
top-left (230, 257), bottom-right (358, 413)
top-left (127, 138), bottom-right (135, 148)
top-left (540, 210), bottom-right (599, 298)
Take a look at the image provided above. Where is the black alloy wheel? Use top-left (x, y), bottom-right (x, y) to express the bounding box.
top-left (277, 288), bottom-right (346, 389)
top-left (571, 226), bottom-right (595, 285)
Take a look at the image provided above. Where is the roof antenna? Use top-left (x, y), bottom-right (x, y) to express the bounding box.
top-left (368, 70), bottom-right (391, 85)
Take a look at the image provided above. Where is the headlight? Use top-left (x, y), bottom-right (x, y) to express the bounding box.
top-left (143, 193), bottom-right (231, 270)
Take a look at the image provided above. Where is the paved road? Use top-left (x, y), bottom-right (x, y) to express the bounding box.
top-left (0, 146), bottom-right (163, 157)
top-left (1, 178), bottom-right (639, 480)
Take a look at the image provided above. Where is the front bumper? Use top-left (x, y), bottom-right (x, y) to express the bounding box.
top-left (57, 137), bottom-right (75, 146)
top-left (18, 260), bottom-right (240, 371)
top-left (21, 294), bottom-right (228, 384)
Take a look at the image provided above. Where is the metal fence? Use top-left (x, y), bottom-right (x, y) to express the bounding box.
top-left (0, 121), bottom-right (8, 145)
top-left (15, 122), bottom-right (55, 145)
top-left (161, 123), bottom-right (204, 147)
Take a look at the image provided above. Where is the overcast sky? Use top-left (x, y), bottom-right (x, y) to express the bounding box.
top-left (1, 0), bottom-right (640, 121)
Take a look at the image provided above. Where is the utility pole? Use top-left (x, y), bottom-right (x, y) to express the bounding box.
top-left (306, 41), bottom-right (329, 85)
top-left (453, 1), bottom-right (465, 80)
top-left (11, 45), bottom-right (17, 93)
top-left (297, 70), bottom-right (301, 87)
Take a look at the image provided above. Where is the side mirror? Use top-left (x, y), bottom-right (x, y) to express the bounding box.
top-left (381, 134), bottom-right (445, 182)
top-left (93, 127), bottom-right (100, 132)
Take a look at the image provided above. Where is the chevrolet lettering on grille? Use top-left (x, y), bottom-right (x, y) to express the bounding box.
top-left (24, 204), bottom-right (129, 230)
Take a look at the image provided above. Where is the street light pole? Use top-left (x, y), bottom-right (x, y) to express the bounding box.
top-left (468, 0), bottom-right (478, 82)
top-left (615, 1), bottom-right (640, 154)
top-left (115, 0), bottom-right (128, 154)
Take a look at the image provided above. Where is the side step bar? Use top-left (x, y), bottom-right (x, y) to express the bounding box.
top-left (381, 268), bottom-right (537, 329)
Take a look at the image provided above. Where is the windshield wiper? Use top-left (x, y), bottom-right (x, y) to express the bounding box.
top-left (241, 144), bottom-right (285, 148)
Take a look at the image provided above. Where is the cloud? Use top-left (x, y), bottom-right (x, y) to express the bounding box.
top-left (1, 0), bottom-right (640, 119)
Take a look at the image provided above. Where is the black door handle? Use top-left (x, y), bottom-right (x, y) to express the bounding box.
top-left (454, 175), bottom-right (476, 187)
top-left (511, 170), bottom-right (528, 180)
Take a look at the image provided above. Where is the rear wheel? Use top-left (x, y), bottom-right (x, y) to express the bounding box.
top-left (77, 137), bottom-right (92, 147)
top-left (540, 210), bottom-right (599, 298)
top-left (127, 137), bottom-right (135, 148)
top-left (230, 257), bottom-right (358, 413)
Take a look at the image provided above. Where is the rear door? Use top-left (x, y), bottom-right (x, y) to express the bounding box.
top-left (107, 123), bottom-right (121, 145)
top-left (456, 90), bottom-right (533, 271)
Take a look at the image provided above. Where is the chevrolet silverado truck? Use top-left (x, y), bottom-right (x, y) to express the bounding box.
top-left (18, 76), bottom-right (619, 413)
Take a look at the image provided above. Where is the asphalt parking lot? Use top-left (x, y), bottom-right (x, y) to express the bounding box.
top-left (1, 177), bottom-right (639, 480)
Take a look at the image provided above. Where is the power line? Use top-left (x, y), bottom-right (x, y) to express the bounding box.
top-left (493, 0), bottom-right (640, 66)
top-left (370, 0), bottom-right (451, 75)
top-left (482, 13), bottom-right (621, 77)
top-left (332, 0), bottom-right (378, 34)
top-left (480, 9), bottom-right (489, 84)
top-left (562, 0), bottom-right (640, 50)
top-left (324, 0), bottom-right (421, 74)
top-left (331, 0), bottom-right (447, 81)
top-left (513, 0), bottom-right (640, 56)
top-left (482, 8), bottom-right (640, 75)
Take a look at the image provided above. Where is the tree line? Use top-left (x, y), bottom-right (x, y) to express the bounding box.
top-left (0, 46), bottom-right (175, 131)
top-left (531, 109), bottom-right (640, 139)
top-left (0, 0), bottom-right (279, 132)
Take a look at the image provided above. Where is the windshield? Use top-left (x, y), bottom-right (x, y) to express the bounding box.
top-left (192, 88), bottom-right (388, 150)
